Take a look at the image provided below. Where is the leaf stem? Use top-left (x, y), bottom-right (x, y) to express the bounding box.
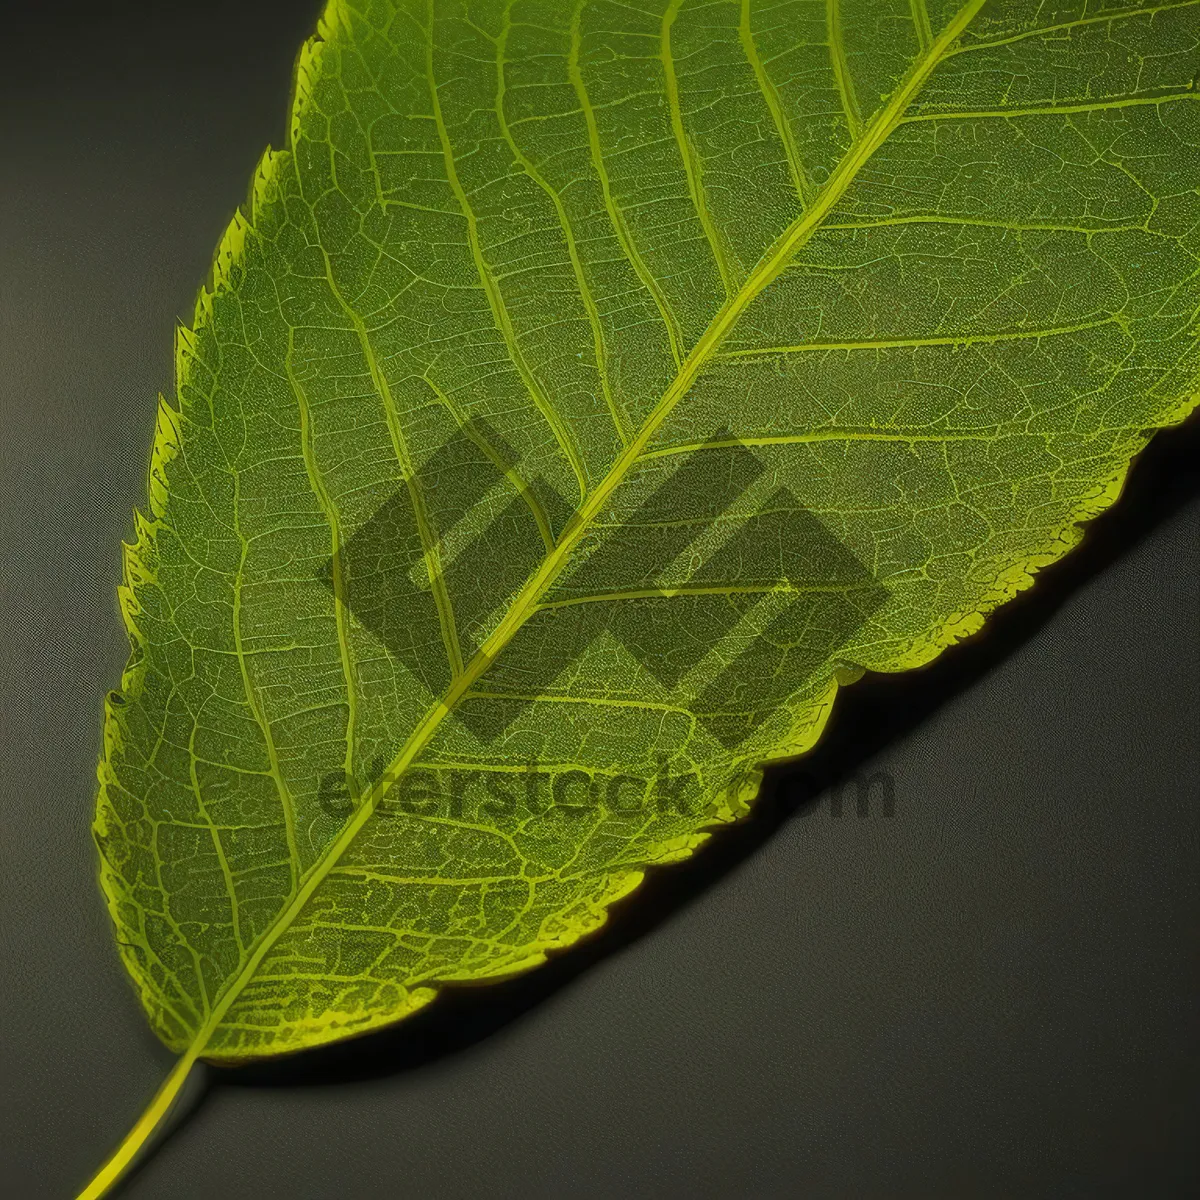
top-left (76, 1048), bottom-right (201, 1200)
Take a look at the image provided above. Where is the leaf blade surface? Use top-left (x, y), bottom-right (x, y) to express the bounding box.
top-left (95, 0), bottom-right (1200, 1061)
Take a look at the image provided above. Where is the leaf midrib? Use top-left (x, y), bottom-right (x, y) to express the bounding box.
top-left (192, 0), bottom-right (988, 1056)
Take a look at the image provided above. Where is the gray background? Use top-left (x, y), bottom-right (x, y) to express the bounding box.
top-left (2, 2), bottom-right (1197, 1196)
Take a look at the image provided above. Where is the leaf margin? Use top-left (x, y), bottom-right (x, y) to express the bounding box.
top-left (91, 0), bottom-right (1200, 1065)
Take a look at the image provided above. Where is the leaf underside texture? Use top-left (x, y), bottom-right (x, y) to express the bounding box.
top-left (96, 0), bottom-right (1200, 1061)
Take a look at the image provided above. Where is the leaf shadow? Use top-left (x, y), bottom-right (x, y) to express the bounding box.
top-left (225, 414), bottom-right (1199, 1091)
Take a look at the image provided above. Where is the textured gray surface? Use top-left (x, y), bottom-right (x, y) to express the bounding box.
top-left (2, 3), bottom-right (1197, 1197)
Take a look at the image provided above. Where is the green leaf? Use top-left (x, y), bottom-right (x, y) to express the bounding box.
top-left (86, 0), bottom-right (1198, 1189)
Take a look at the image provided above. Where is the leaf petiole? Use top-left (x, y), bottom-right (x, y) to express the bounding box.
top-left (76, 1047), bottom-right (201, 1200)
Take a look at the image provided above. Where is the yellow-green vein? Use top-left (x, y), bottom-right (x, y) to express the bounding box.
top-left (662, 0), bottom-right (738, 298)
top-left (717, 316), bottom-right (1124, 357)
top-left (823, 214), bottom-right (1154, 236)
top-left (739, 0), bottom-right (813, 208)
top-left (320, 249), bottom-right (465, 683)
top-left (188, 718), bottom-right (246, 955)
top-left (422, 373), bottom-right (558, 556)
top-left (286, 326), bottom-right (359, 800)
top-left (569, 0), bottom-right (686, 369)
top-left (146, 817), bottom-right (212, 1015)
top-left (229, 468), bottom-right (300, 895)
top-left (495, 2), bottom-right (630, 446)
top-left (901, 92), bottom-right (1200, 122)
top-left (827, 0), bottom-right (862, 139)
top-left (639, 429), bottom-right (1007, 459)
top-left (909, 0), bottom-right (933, 51)
top-left (422, 1), bottom-right (590, 505)
top-left (537, 580), bottom-right (885, 612)
top-left (944, 0), bottom-right (1200, 57)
